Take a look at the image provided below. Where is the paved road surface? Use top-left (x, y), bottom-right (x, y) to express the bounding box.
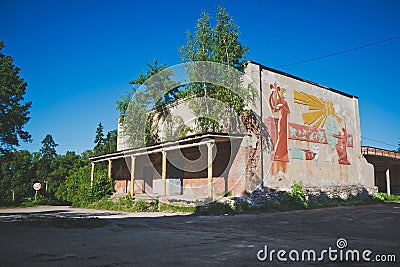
top-left (0, 204), bottom-right (399, 266)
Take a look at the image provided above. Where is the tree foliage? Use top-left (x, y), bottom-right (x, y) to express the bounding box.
top-left (117, 59), bottom-right (180, 147)
top-left (93, 122), bottom-right (117, 156)
top-left (116, 59), bottom-right (179, 116)
top-left (0, 40), bottom-right (32, 155)
top-left (117, 6), bottom-right (253, 147)
top-left (57, 165), bottom-right (114, 206)
top-left (36, 134), bottom-right (58, 189)
top-left (39, 134), bottom-right (58, 160)
top-left (179, 5), bottom-right (254, 133)
top-left (0, 150), bottom-right (35, 205)
top-left (56, 164), bottom-right (93, 205)
top-left (94, 122), bottom-right (104, 153)
top-left (179, 6), bottom-right (249, 70)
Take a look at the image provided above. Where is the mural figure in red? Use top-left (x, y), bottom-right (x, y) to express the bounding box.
top-left (333, 124), bottom-right (351, 165)
top-left (269, 83), bottom-right (290, 172)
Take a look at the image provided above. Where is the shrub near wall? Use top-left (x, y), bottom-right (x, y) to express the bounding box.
top-left (57, 165), bottom-right (114, 207)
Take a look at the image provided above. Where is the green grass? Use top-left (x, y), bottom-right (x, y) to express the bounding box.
top-left (74, 190), bottom-right (396, 216)
top-left (373, 192), bottom-right (400, 202)
top-left (159, 203), bottom-right (196, 213)
top-left (18, 181), bottom-right (398, 216)
top-left (86, 196), bottom-right (159, 212)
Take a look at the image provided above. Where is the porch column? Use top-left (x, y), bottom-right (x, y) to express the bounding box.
top-left (207, 142), bottom-right (214, 198)
top-left (162, 151), bottom-right (167, 196)
top-left (108, 159), bottom-right (112, 180)
top-left (130, 156), bottom-right (136, 197)
top-left (386, 166), bottom-right (391, 195)
top-left (90, 162), bottom-right (95, 187)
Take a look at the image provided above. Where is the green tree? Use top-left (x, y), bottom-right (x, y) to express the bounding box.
top-left (0, 150), bottom-right (35, 205)
top-left (57, 164), bottom-right (91, 205)
top-left (179, 11), bottom-right (214, 62)
top-left (117, 59), bottom-right (180, 147)
top-left (179, 6), bottom-right (248, 69)
top-left (39, 134), bottom-right (58, 160)
top-left (0, 40), bottom-right (32, 155)
top-left (103, 129), bottom-right (117, 154)
top-left (179, 5), bottom-right (253, 133)
top-left (93, 122), bottom-right (117, 156)
top-left (57, 164), bottom-right (114, 206)
top-left (94, 122), bottom-right (104, 155)
top-left (52, 151), bottom-right (89, 202)
top-left (213, 5), bottom-right (249, 70)
top-left (36, 134), bottom-right (58, 200)
top-left (117, 6), bottom-right (254, 146)
top-left (116, 59), bottom-right (178, 116)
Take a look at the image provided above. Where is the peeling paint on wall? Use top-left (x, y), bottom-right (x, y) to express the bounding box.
top-left (291, 148), bottom-right (304, 160)
top-left (247, 61), bottom-right (375, 190)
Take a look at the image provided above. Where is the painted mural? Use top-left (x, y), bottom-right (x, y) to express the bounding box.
top-left (289, 123), bottom-right (328, 144)
top-left (333, 124), bottom-right (351, 165)
top-left (268, 82), bottom-right (290, 175)
top-left (267, 83), bottom-right (354, 174)
top-left (293, 89), bottom-right (353, 166)
top-left (293, 90), bottom-right (342, 128)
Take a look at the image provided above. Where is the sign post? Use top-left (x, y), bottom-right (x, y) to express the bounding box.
top-left (11, 190), bottom-right (14, 203)
top-left (33, 182), bottom-right (41, 202)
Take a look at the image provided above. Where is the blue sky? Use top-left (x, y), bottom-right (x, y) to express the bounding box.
top-left (1, 0), bottom-right (399, 154)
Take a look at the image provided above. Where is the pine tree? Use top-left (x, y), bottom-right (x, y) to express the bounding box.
top-left (94, 122), bottom-right (104, 155)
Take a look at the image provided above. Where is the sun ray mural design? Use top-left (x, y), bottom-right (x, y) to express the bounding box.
top-left (294, 90), bottom-right (342, 127)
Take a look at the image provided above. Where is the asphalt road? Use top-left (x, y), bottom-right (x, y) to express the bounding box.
top-left (0, 204), bottom-right (399, 266)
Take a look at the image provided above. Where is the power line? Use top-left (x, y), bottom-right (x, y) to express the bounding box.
top-left (361, 136), bottom-right (398, 148)
top-left (276, 35), bottom-right (400, 68)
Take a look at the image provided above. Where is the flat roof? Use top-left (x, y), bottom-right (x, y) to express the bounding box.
top-left (90, 132), bottom-right (246, 163)
top-left (246, 61), bottom-right (358, 99)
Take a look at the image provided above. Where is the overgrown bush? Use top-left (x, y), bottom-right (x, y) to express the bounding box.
top-left (281, 181), bottom-right (308, 209)
top-left (57, 165), bottom-right (114, 207)
top-left (87, 196), bottom-right (161, 212)
top-left (374, 192), bottom-right (400, 202)
top-left (91, 172), bottom-right (114, 202)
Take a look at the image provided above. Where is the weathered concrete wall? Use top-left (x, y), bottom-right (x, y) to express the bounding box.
top-left (117, 116), bottom-right (129, 151)
top-left (113, 61), bottom-right (375, 199)
top-left (116, 100), bottom-right (196, 151)
top-left (244, 62), bottom-right (375, 191)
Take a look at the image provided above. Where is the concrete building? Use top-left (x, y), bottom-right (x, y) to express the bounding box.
top-left (90, 61), bottom-right (397, 201)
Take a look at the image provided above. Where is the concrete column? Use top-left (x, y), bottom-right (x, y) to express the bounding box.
top-left (130, 156), bottom-right (136, 197)
top-left (90, 162), bottom-right (95, 187)
top-left (207, 142), bottom-right (214, 198)
top-left (162, 151), bottom-right (167, 196)
top-left (108, 159), bottom-right (112, 180)
top-left (386, 167), bottom-right (391, 195)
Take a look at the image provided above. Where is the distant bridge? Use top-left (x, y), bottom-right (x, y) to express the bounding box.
top-left (362, 146), bottom-right (400, 195)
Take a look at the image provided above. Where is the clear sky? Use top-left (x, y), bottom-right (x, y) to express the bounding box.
top-left (1, 0), bottom-right (399, 154)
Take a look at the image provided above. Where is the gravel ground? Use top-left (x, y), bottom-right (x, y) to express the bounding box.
top-left (0, 204), bottom-right (399, 266)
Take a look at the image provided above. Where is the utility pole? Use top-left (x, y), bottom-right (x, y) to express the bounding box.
top-left (43, 180), bottom-right (48, 192)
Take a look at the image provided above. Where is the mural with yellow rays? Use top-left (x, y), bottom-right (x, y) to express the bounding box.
top-left (294, 90), bottom-right (342, 127)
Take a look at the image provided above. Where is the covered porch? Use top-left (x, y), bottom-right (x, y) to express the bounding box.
top-left (89, 133), bottom-right (247, 200)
